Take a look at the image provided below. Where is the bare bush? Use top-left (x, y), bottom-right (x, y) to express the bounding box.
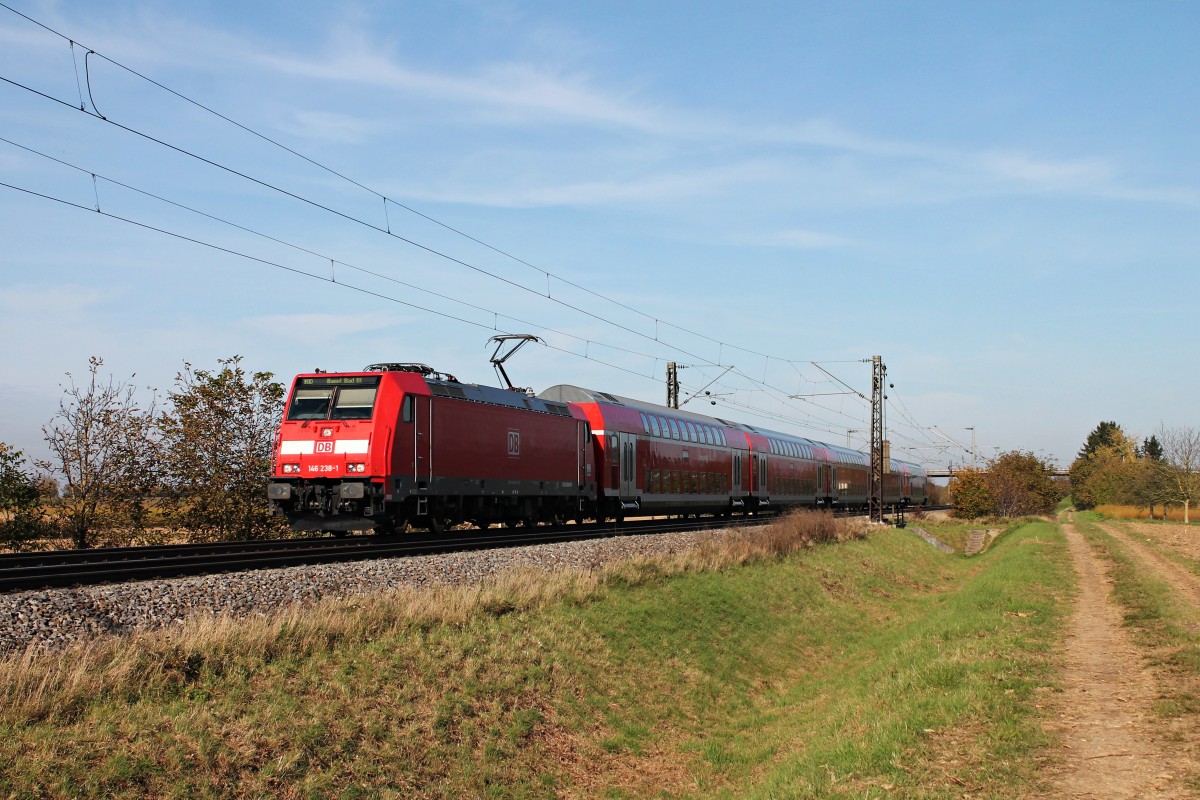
top-left (38, 358), bottom-right (160, 549)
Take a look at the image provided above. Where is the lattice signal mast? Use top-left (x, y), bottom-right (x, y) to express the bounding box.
top-left (666, 361), bottom-right (680, 409)
top-left (869, 355), bottom-right (887, 523)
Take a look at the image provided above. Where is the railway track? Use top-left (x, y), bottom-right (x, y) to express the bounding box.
top-left (0, 515), bottom-right (772, 594)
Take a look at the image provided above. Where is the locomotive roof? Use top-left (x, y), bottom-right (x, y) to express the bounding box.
top-left (539, 384), bottom-right (926, 476)
top-left (426, 377), bottom-right (576, 417)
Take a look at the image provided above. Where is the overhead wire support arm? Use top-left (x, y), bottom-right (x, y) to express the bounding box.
top-left (809, 361), bottom-right (868, 400)
top-left (679, 365), bottom-right (734, 407)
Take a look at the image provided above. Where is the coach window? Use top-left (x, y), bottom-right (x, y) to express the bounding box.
top-left (682, 422), bottom-right (693, 442)
top-left (668, 419), bottom-right (680, 440)
top-left (649, 416), bottom-right (661, 437)
top-left (640, 413), bottom-right (650, 434)
top-left (401, 395), bottom-right (415, 423)
top-left (704, 427), bottom-right (714, 445)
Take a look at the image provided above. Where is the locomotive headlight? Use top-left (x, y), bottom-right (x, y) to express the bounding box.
top-left (348, 463), bottom-right (366, 473)
top-left (321, 428), bottom-right (333, 437)
top-left (282, 463), bottom-right (301, 474)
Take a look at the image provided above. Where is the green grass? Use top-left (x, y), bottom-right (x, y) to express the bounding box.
top-left (0, 521), bottom-right (1071, 799)
top-left (566, 523), bottom-right (1069, 798)
top-left (908, 519), bottom-right (987, 553)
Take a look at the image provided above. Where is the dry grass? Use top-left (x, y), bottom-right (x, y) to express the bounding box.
top-left (1, 510), bottom-right (862, 724)
top-left (1096, 504), bottom-right (1196, 522)
top-left (0, 512), bottom-right (1067, 799)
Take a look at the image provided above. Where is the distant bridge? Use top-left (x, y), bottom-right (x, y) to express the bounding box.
top-left (926, 467), bottom-right (1069, 479)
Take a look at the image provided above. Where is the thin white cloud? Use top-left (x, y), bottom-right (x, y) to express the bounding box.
top-left (406, 159), bottom-right (781, 208)
top-left (0, 283), bottom-right (110, 314)
top-left (976, 151), bottom-right (1113, 188)
top-left (253, 25), bottom-right (671, 133)
top-left (238, 312), bottom-right (399, 346)
top-left (281, 110), bottom-right (388, 145)
top-left (750, 229), bottom-right (851, 250)
top-left (8, 4), bottom-right (1190, 214)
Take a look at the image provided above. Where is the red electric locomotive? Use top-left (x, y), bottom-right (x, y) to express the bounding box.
top-left (268, 364), bottom-right (595, 532)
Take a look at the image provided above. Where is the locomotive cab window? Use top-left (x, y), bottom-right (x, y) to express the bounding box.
top-left (288, 387), bottom-right (334, 420)
top-left (330, 386), bottom-right (379, 420)
top-left (401, 395), bottom-right (415, 423)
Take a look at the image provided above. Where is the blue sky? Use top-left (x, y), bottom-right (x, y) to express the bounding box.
top-left (1, 0), bottom-right (1196, 472)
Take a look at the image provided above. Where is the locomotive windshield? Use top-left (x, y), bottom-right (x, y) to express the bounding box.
top-left (287, 376), bottom-right (380, 421)
top-left (288, 387), bottom-right (334, 419)
top-left (330, 387), bottom-right (377, 420)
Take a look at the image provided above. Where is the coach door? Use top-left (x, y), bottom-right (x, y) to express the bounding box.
top-left (732, 453), bottom-right (743, 495)
top-left (617, 432), bottom-right (638, 502)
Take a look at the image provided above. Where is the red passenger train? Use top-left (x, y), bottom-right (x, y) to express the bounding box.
top-left (268, 363), bottom-right (927, 532)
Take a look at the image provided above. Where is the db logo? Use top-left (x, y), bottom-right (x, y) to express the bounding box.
top-left (507, 430), bottom-right (520, 457)
top-left (316, 441), bottom-right (334, 454)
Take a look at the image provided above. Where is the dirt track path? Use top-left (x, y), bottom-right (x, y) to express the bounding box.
top-left (1045, 520), bottom-right (1191, 798)
top-left (1099, 521), bottom-right (1200, 607)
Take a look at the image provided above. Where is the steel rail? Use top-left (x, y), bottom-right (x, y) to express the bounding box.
top-left (0, 515), bottom-right (771, 594)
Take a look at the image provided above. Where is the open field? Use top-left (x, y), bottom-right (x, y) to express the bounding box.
top-left (1, 512), bottom-right (1073, 798)
top-left (1095, 504), bottom-right (1197, 523)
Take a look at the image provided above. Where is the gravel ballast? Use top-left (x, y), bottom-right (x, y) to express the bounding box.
top-left (0, 528), bottom-right (736, 655)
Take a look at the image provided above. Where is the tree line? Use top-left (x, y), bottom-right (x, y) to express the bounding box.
top-left (947, 421), bottom-right (1200, 521)
top-left (0, 356), bottom-right (285, 549)
top-left (1068, 421), bottom-right (1200, 522)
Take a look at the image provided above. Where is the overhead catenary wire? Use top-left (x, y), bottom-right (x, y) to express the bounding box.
top-left (0, 66), bottom-right (773, 379)
top-left (1, 171), bottom-right (869, 443)
top-left (0, 4), bottom-right (908, 443)
top-left (0, 134), bottom-right (710, 371)
top-left (0, 178), bottom-right (673, 388)
top-left (0, 1), bottom-right (877, 372)
top-left (0, 76), bottom-right (872, 437)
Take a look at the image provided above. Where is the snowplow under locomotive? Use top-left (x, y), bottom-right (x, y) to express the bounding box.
top-left (268, 363), bottom-right (927, 533)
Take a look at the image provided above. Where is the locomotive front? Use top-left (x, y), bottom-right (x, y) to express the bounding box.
top-left (268, 372), bottom-right (397, 532)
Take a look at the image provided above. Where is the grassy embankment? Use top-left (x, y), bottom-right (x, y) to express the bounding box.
top-left (1072, 511), bottom-right (1200, 735)
top-left (1, 513), bottom-right (1070, 799)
